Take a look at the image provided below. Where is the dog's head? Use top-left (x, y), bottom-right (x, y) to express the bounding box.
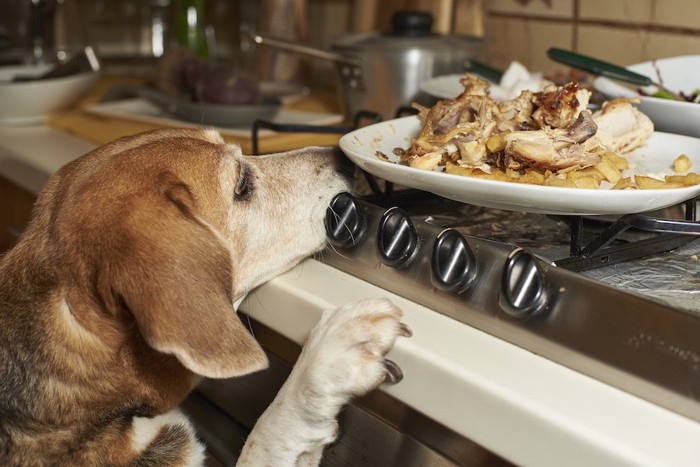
top-left (20, 128), bottom-right (351, 379)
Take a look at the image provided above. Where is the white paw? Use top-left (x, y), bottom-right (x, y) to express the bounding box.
top-left (238, 299), bottom-right (410, 465)
top-left (299, 298), bottom-right (411, 399)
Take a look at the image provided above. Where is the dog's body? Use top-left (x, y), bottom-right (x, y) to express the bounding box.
top-left (0, 129), bottom-right (408, 466)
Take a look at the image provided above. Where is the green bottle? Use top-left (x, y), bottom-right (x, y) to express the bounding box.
top-left (175, 0), bottom-right (208, 59)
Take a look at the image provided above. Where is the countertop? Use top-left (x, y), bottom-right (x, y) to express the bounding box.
top-left (2, 91), bottom-right (700, 467)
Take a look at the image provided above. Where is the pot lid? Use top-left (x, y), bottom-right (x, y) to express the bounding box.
top-left (332, 11), bottom-right (482, 52)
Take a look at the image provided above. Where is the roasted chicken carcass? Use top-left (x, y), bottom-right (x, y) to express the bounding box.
top-left (401, 74), bottom-right (653, 173)
top-left (591, 98), bottom-right (655, 153)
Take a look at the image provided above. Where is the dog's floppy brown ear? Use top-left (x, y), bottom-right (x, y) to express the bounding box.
top-left (105, 172), bottom-right (267, 378)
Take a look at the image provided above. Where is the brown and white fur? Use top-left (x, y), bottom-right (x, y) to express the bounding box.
top-left (0, 128), bottom-right (409, 466)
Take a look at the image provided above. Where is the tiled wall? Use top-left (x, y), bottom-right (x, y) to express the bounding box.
top-left (307, 0), bottom-right (699, 80)
top-left (484, 0), bottom-right (700, 73)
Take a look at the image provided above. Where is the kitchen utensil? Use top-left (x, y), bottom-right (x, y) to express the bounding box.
top-left (593, 55), bottom-right (700, 138)
top-left (547, 48), bottom-right (683, 100)
top-left (463, 59), bottom-right (503, 83)
top-left (251, 11), bottom-right (484, 119)
top-left (102, 85), bottom-right (280, 127)
top-left (0, 0), bottom-right (58, 64)
top-left (338, 115), bottom-right (700, 215)
top-left (12, 46), bottom-right (100, 82)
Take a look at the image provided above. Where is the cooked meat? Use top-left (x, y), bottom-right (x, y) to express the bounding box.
top-left (531, 82), bottom-right (589, 129)
top-left (401, 73), bottom-right (653, 173)
top-left (502, 122), bottom-right (601, 171)
top-left (591, 98), bottom-right (654, 153)
top-left (566, 110), bottom-right (598, 143)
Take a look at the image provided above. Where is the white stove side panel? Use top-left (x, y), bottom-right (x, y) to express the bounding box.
top-left (240, 259), bottom-right (700, 467)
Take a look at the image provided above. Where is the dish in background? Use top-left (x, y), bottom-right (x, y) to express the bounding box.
top-left (0, 64), bottom-right (98, 126)
top-left (594, 55), bottom-right (700, 137)
top-left (420, 61), bottom-right (549, 101)
top-left (101, 80), bottom-right (309, 128)
top-left (101, 84), bottom-right (282, 127)
top-left (339, 116), bottom-right (700, 216)
top-left (84, 98), bottom-right (343, 138)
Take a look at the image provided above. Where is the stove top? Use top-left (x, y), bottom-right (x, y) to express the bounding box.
top-left (250, 108), bottom-right (700, 425)
top-left (349, 190), bottom-right (700, 313)
top-left (320, 192), bottom-right (700, 424)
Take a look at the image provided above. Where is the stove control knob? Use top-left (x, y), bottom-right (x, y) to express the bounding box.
top-left (431, 229), bottom-right (477, 293)
top-left (377, 207), bottom-right (419, 268)
top-left (500, 248), bottom-right (548, 319)
top-left (325, 193), bottom-right (366, 248)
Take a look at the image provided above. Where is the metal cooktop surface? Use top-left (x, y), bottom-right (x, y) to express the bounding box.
top-left (347, 190), bottom-right (700, 313)
top-left (320, 191), bottom-right (700, 424)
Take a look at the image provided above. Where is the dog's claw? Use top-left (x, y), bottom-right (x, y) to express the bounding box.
top-left (399, 323), bottom-right (412, 338)
top-left (383, 359), bottom-right (403, 384)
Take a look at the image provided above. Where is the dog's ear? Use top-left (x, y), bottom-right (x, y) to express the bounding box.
top-left (104, 172), bottom-right (267, 378)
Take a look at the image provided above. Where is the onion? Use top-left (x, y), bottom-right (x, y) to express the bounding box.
top-left (156, 48), bottom-right (260, 105)
top-left (195, 63), bottom-right (259, 105)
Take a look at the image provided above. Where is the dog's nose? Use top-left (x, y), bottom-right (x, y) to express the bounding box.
top-left (336, 149), bottom-right (356, 177)
top-left (316, 146), bottom-right (355, 178)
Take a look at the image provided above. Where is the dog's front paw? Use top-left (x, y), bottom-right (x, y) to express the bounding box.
top-left (237, 299), bottom-right (410, 465)
top-left (300, 298), bottom-right (411, 399)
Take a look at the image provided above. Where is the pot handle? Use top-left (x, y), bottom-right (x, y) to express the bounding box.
top-left (249, 33), bottom-right (360, 67)
top-left (463, 59), bottom-right (503, 83)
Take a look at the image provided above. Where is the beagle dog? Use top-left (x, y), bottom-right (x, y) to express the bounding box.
top-left (0, 128), bottom-right (409, 466)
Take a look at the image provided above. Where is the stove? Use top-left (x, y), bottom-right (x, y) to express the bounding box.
top-left (323, 191), bottom-right (700, 423)
top-left (186, 115), bottom-right (700, 466)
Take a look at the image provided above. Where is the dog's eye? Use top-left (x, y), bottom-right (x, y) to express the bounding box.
top-left (234, 164), bottom-right (254, 201)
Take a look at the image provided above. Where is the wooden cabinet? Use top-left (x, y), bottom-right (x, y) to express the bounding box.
top-left (0, 176), bottom-right (36, 253)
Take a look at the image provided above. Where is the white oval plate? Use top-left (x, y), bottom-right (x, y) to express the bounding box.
top-left (339, 116), bottom-right (700, 215)
top-left (593, 55), bottom-right (700, 138)
top-left (420, 74), bottom-right (466, 100)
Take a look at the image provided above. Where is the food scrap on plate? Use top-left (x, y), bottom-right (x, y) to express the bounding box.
top-left (382, 74), bottom-right (699, 189)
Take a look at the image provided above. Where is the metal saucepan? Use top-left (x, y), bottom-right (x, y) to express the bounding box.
top-left (251, 11), bottom-right (484, 120)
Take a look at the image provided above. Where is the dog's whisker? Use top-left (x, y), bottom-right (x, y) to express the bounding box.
top-left (324, 239), bottom-right (352, 261)
top-left (308, 217), bottom-right (351, 262)
top-left (327, 206), bottom-right (359, 246)
top-left (244, 312), bottom-right (256, 339)
top-left (246, 289), bottom-right (274, 320)
top-left (320, 207), bottom-right (354, 261)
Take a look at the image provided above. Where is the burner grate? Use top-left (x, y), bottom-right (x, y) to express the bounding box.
top-left (557, 197), bottom-right (700, 271)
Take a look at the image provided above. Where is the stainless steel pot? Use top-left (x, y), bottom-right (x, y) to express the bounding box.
top-left (252, 11), bottom-right (484, 120)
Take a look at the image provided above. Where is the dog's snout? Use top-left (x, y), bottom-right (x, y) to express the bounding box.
top-left (311, 146), bottom-right (355, 178)
top-left (310, 147), bottom-right (355, 187)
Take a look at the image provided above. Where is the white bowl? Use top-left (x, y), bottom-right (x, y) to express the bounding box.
top-left (0, 64), bottom-right (98, 126)
top-left (594, 55), bottom-right (700, 137)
